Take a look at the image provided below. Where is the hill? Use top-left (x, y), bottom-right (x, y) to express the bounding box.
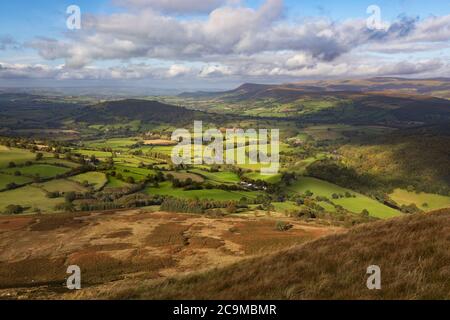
top-left (76, 99), bottom-right (201, 124)
top-left (128, 209), bottom-right (450, 300)
top-left (177, 78), bottom-right (450, 126)
top-left (180, 77), bottom-right (450, 100)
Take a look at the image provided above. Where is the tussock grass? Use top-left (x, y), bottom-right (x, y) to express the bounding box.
top-left (128, 209), bottom-right (450, 300)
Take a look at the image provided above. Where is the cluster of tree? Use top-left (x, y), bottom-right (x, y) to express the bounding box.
top-left (161, 197), bottom-right (241, 214)
top-left (306, 159), bottom-right (377, 193)
top-left (78, 194), bottom-right (163, 212)
top-left (400, 203), bottom-right (423, 214)
top-left (169, 177), bottom-right (202, 190)
top-left (331, 191), bottom-right (356, 199)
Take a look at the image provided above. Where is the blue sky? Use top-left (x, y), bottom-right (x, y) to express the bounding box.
top-left (1, 0), bottom-right (448, 40)
top-left (0, 0), bottom-right (449, 89)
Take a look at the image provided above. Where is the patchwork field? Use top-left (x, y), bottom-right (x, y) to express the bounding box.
top-left (146, 181), bottom-right (260, 201)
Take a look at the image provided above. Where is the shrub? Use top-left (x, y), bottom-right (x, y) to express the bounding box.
top-left (276, 221), bottom-right (293, 232)
top-left (65, 192), bottom-right (77, 203)
top-left (4, 205), bottom-right (24, 215)
top-left (5, 182), bottom-right (18, 190)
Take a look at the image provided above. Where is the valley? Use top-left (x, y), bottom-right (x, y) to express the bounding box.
top-left (0, 77), bottom-right (449, 299)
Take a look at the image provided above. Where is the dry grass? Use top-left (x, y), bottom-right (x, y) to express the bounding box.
top-left (129, 209), bottom-right (450, 300)
top-left (29, 213), bottom-right (90, 232)
top-left (221, 219), bottom-right (326, 255)
top-left (0, 210), bottom-right (340, 299)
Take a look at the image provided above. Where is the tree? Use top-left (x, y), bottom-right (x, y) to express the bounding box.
top-left (65, 192), bottom-right (77, 203)
top-left (35, 153), bottom-right (44, 161)
top-left (8, 161), bottom-right (16, 168)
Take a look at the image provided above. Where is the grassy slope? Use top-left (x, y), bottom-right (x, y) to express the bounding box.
top-left (37, 179), bottom-right (89, 193)
top-left (289, 177), bottom-right (400, 218)
top-left (0, 186), bottom-right (63, 213)
top-left (128, 209), bottom-right (450, 300)
top-left (390, 188), bottom-right (450, 211)
top-left (69, 172), bottom-right (108, 190)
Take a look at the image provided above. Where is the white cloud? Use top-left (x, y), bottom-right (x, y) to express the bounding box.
top-left (17, 0), bottom-right (450, 82)
top-left (113, 0), bottom-right (228, 14)
top-left (166, 64), bottom-right (192, 77)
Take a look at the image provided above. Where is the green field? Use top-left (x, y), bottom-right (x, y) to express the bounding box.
top-left (167, 171), bottom-right (204, 183)
top-left (72, 149), bottom-right (113, 158)
top-left (104, 176), bottom-right (131, 189)
top-left (37, 179), bottom-right (89, 193)
top-left (69, 172), bottom-right (108, 190)
top-left (39, 158), bottom-right (81, 168)
top-left (0, 173), bottom-right (33, 190)
top-left (114, 155), bottom-right (160, 166)
top-left (272, 201), bottom-right (299, 212)
top-left (0, 147), bottom-right (35, 168)
top-left (289, 177), bottom-right (401, 218)
top-left (390, 189), bottom-right (450, 211)
top-left (1, 164), bottom-right (71, 179)
top-left (111, 164), bottom-right (155, 182)
top-left (244, 172), bottom-right (282, 184)
top-left (146, 181), bottom-right (260, 201)
top-left (83, 137), bottom-right (141, 149)
top-left (0, 186), bottom-right (63, 213)
top-left (190, 169), bottom-right (240, 184)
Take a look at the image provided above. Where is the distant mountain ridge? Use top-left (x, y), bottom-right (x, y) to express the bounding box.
top-left (179, 77), bottom-right (450, 100)
top-left (178, 78), bottom-right (450, 126)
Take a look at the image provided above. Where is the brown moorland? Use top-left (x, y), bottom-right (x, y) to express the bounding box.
top-left (122, 209), bottom-right (450, 300)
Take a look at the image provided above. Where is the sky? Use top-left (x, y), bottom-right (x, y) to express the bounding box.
top-left (0, 0), bottom-right (449, 90)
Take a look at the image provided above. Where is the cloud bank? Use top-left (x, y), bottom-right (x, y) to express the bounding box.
top-left (2, 0), bottom-right (450, 83)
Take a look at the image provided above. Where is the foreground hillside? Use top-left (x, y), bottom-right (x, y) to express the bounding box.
top-left (127, 209), bottom-right (450, 300)
top-left (0, 210), bottom-right (340, 299)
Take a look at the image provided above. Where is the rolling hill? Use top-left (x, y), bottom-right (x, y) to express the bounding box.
top-left (178, 78), bottom-right (450, 126)
top-left (77, 99), bottom-right (200, 124)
